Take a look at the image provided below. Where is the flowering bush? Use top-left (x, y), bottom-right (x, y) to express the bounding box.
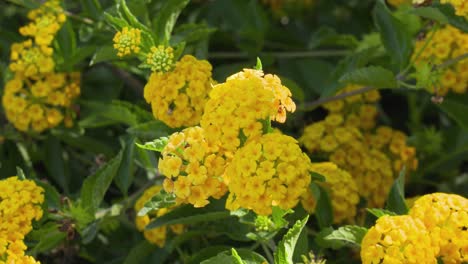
top-left (0, 0), bottom-right (467, 263)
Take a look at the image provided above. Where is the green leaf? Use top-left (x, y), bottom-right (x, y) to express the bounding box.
top-left (44, 136), bottom-right (70, 193)
top-left (79, 101), bottom-right (141, 127)
top-left (231, 248), bottom-right (244, 264)
top-left (104, 12), bottom-right (128, 30)
top-left (439, 97), bottom-right (468, 130)
top-left (89, 46), bottom-right (120, 66)
top-left (274, 215), bottom-right (309, 264)
top-left (30, 224), bottom-right (66, 255)
top-left (188, 246), bottom-right (232, 264)
top-left (366, 208), bottom-right (397, 218)
top-left (135, 137), bottom-right (169, 153)
top-left (255, 57), bottom-right (263, 70)
top-left (127, 120), bottom-right (174, 139)
top-left (434, 3), bottom-right (468, 32)
top-left (308, 26), bottom-right (359, 49)
top-left (80, 151), bottom-right (123, 215)
top-left (171, 23), bottom-right (216, 44)
top-left (324, 225), bottom-right (368, 247)
top-left (315, 227), bottom-right (347, 250)
top-left (123, 240), bottom-right (159, 264)
top-left (114, 136), bottom-right (136, 196)
top-left (55, 20), bottom-right (77, 71)
top-left (35, 180), bottom-right (61, 209)
top-left (118, 0), bottom-right (151, 31)
top-left (339, 66), bottom-right (397, 88)
top-left (201, 249), bottom-right (267, 264)
top-left (146, 201), bottom-right (230, 230)
top-left (373, 0), bottom-right (412, 69)
top-left (385, 166), bottom-right (408, 215)
top-left (410, 7), bottom-right (448, 24)
top-left (137, 190), bottom-right (177, 216)
top-left (5, 0), bottom-right (39, 8)
top-left (310, 183), bottom-right (333, 229)
top-left (80, 0), bottom-right (103, 20)
top-left (16, 166), bottom-right (26, 180)
top-left (310, 172), bottom-right (326, 182)
top-left (152, 0), bottom-right (190, 44)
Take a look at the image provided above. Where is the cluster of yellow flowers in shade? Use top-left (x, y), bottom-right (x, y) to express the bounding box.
top-left (301, 162), bottom-right (359, 224)
top-left (409, 193), bottom-right (468, 263)
top-left (225, 133), bottom-right (311, 216)
top-left (361, 193), bottom-right (468, 264)
top-left (134, 185), bottom-right (183, 247)
top-left (144, 55), bottom-right (213, 128)
top-left (2, 0), bottom-right (81, 133)
top-left (0, 177), bottom-right (44, 264)
top-left (112, 27), bottom-right (141, 57)
top-left (300, 85), bottom-right (417, 208)
top-left (159, 126), bottom-right (228, 208)
top-left (201, 69), bottom-right (296, 153)
top-left (361, 215), bottom-right (437, 264)
top-left (414, 25), bottom-right (468, 95)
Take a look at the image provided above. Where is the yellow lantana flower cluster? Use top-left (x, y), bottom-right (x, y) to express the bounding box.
top-left (414, 25), bottom-right (468, 95)
top-left (225, 133), bottom-right (312, 216)
top-left (134, 185), bottom-right (184, 247)
top-left (300, 85), bottom-right (417, 208)
top-left (360, 215), bottom-right (438, 264)
top-left (146, 45), bottom-right (175, 73)
top-left (409, 193), bottom-right (468, 263)
top-left (2, 0), bottom-right (81, 133)
top-left (0, 176), bottom-right (44, 264)
top-left (144, 55), bottom-right (213, 128)
top-left (159, 126), bottom-right (228, 208)
top-left (3, 72), bottom-right (81, 133)
top-left (301, 162), bottom-right (359, 224)
top-left (112, 27), bottom-right (142, 57)
top-left (201, 69), bottom-right (295, 153)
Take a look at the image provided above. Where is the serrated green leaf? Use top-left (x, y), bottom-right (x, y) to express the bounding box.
top-left (231, 248), bottom-right (244, 264)
top-left (385, 166), bottom-right (408, 215)
top-left (339, 66), bottom-right (397, 88)
top-left (201, 248), bottom-right (268, 264)
top-left (434, 3), bottom-right (468, 32)
top-left (324, 225), bottom-right (368, 246)
top-left (366, 208), bottom-right (397, 218)
top-left (80, 151), bottom-right (123, 215)
top-left (373, 0), bottom-right (412, 69)
top-left (152, 0), bottom-right (190, 44)
top-left (274, 215), bottom-right (309, 264)
top-left (315, 227), bottom-right (347, 250)
top-left (137, 190), bottom-right (177, 216)
top-left (271, 207), bottom-right (293, 229)
top-left (410, 7), bottom-right (448, 24)
top-left (135, 137), bottom-right (169, 153)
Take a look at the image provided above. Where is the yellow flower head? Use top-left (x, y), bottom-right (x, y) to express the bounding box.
top-left (144, 55), bottom-right (213, 128)
top-left (409, 193), bottom-right (468, 263)
top-left (0, 176), bottom-right (44, 263)
top-left (146, 45), bottom-right (175, 73)
top-left (302, 162), bottom-right (359, 224)
top-left (361, 215), bottom-right (437, 264)
top-left (113, 27), bottom-right (142, 57)
top-left (414, 25), bottom-right (468, 95)
top-left (19, 0), bottom-right (66, 47)
top-left (158, 126), bottom-right (229, 208)
top-left (9, 40), bottom-right (55, 78)
top-left (134, 185), bottom-right (184, 247)
top-left (2, 72), bottom-right (81, 133)
top-left (227, 69), bottom-right (296, 123)
top-left (225, 133), bottom-right (312, 215)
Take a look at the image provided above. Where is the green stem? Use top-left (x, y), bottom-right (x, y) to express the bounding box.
top-left (401, 24), bottom-right (439, 76)
top-left (299, 86), bottom-right (374, 111)
top-left (261, 242), bottom-right (274, 264)
top-left (435, 52), bottom-right (468, 70)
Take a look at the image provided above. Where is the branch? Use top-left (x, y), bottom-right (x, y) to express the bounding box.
top-left (434, 52), bottom-right (468, 70)
top-left (299, 86), bottom-right (374, 111)
top-left (208, 50), bottom-right (350, 59)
